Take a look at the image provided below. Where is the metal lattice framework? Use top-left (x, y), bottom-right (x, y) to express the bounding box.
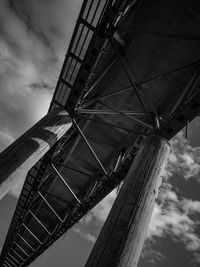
top-left (1, 0), bottom-right (200, 266)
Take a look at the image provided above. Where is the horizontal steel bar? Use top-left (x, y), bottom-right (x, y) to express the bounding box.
top-left (111, 38), bottom-right (153, 125)
top-left (60, 78), bottom-right (73, 88)
top-left (68, 52), bottom-right (83, 64)
top-left (17, 234), bottom-right (35, 252)
top-left (77, 114), bottom-right (149, 136)
top-left (82, 60), bottom-right (200, 109)
top-left (82, 57), bottom-right (117, 100)
top-left (38, 191), bottom-right (64, 222)
top-left (8, 253), bottom-right (20, 265)
top-left (40, 190), bottom-right (72, 205)
top-left (51, 163), bottom-right (81, 204)
top-left (51, 160), bottom-right (90, 177)
top-left (14, 241), bottom-right (30, 257)
top-left (22, 223), bottom-right (42, 245)
top-left (141, 60), bottom-right (200, 85)
top-left (81, 86), bottom-right (133, 107)
top-left (77, 109), bottom-right (145, 115)
top-left (78, 18), bottom-right (96, 32)
top-left (73, 118), bottom-right (108, 177)
top-left (101, 100), bottom-right (153, 130)
top-left (29, 210), bottom-right (52, 235)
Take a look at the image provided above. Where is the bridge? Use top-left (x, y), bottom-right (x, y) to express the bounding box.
top-left (0, 0), bottom-right (200, 266)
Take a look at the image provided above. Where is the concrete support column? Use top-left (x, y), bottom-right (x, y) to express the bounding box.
top-left (0, 107), bottom-right (72, 200)
top-left (85, 135), bottom-right (170, 267)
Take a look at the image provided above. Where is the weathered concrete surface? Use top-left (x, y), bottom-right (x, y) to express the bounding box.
top-left (85, 135), bottom-right (170, 267)
top-left (0, 108), bottom-right (72, 200)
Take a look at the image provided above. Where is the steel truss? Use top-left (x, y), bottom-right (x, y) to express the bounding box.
top-left (1, 0), bottom-right (200, 266)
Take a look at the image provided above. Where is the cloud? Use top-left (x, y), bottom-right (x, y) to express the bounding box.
top-left (83, 189), bottom-right (117, 225)
top-left (0, 130), bottom-right (14, 152)
top-left (0, 0), bottom-right (81, 197)
top-left (0, 0), bottom-right (58, 140)
top-left (0, 0), bottom-right (82, 142)
top-left (141, 243), bottom-right (165, 264)
top-left (167, 132), bottom-right (200, 180)
top-left (73, 228), bottom-right (96, 243)
top-left (147, 182), bottom-right (200, 263)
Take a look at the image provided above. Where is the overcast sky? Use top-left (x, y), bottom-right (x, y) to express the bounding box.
top-left (0, 1), bottom-right (200, 267)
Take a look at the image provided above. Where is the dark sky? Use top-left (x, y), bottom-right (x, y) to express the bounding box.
top-left (0, 1), bottom-right (200, 266)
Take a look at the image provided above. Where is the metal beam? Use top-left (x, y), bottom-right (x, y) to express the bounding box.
top-left (114, 153), bottom-right (123, 172)
top-left (51, 163), bottom-right (81, 204)
top-left (82, 57), bottom-right (117, 100)
top-left (66, 0), bottom-right (98, 85)
top-left (12, 250), bottom-right (24, 262)
top-left (6, 257), bottom-right (17, 267)
top-left (39, 190), bottom-right (73, 206)
top-left (110, 38), bottom-right (153, 125)
top-left (29, 210), bottom-right (52, 235)
top-left (78, 18), bottom-right (96, 32)
top-left (82, 60), bottom-right (200, 108)
top-left (72, 119), bottom-right (108, 177)
top-left (14, 241), bottom-right (30, 257)
top-left (100, 100), bottom-right (153, 130)
top-left (7, 253), bottom-right (21, 265)
top-left (5, 261), bottom-right (15, 267)
top-left (76, 114), bottom-right (149, 136)
top-left (51, 160), bottom-right (90, 177)
top-left (22, 224), bottom-right (42, 245)
top-left (38, 191), bottom-right (64, 222)
top-left (17, 234), bottom-right (35, 252)
top-left (81, 86), bottom-right (133, 108)
top-left (4, 262), bottom-right (12, 267)
top-left (77, 109), bottom-right (145, 116)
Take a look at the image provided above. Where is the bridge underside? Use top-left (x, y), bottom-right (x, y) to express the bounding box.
top-left (1, 0), bottom-right (200, 266)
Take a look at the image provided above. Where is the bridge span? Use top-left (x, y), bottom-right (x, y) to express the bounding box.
top-left (1, 0), bottom-right (200, 266)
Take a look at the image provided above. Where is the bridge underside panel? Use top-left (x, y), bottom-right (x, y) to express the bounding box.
top-left (1, 0), bottom-right (200, 266)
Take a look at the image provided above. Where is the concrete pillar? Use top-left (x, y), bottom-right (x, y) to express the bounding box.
top-left (0, 107), bottom-right (72, 200)
top-left (85, 135), bottom-right (170, 267)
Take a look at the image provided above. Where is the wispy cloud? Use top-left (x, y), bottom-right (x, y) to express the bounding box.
top-left (0, 0), bottom-right (82, 144)
top-left (167, 132), bottom-right (200, 180)
top-left (148, 182), bottom-right (200, 261)
top-left (86, 189), bottom-right (117, 224)
top-left (0, 0), bottom-right (82, 196)
top-left (73, 228), bottom-right (96, 243)
top-left (141, 243), bottom-right (165, 264)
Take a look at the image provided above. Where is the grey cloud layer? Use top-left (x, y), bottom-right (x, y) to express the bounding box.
top-left (0, 0), bottom-right (81, 150)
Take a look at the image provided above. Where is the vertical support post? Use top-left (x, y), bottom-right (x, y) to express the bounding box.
top-left (85, 135), bottom-right (170, 267)
top-left (0, 107), bottom-right (72, 200)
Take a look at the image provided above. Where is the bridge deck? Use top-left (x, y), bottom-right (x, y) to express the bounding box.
top-left (1, 0), bottom-right (200, 266)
